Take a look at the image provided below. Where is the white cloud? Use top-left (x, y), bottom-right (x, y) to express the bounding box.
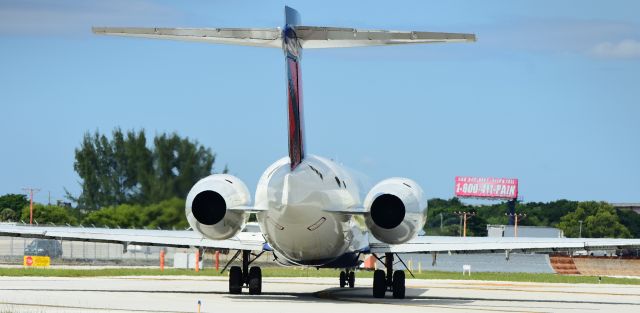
top-left (590, 39), bottom-right (640, 59)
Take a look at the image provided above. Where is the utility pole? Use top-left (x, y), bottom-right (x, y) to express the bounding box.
top-left (454, 211), bottom-right (476, 237)
top-left (439, 213), bottom-right (443, 231)
top-left (22, 187), bottom-right (40, 225)
top-left (506, 213), bottom-right (527, 238)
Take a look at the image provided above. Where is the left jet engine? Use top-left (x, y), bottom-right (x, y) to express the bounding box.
top-left (185, 174), bottom-right (250, 240)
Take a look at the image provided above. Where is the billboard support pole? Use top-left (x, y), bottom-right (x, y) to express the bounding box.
top-left (507, 199), bottom-right (516, 225)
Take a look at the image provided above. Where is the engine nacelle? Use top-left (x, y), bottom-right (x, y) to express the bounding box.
top-left (185, 174), bottom-right (250, 240)
top-left (364, 178), bottom-right (427, 245)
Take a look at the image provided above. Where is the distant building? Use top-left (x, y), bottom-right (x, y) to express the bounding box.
top-left (611, 203), bottom-right (640, 215)
top-left (487, 224), bottom-right (564, 238)
top-left (56, 200), bottom-right (72, 208)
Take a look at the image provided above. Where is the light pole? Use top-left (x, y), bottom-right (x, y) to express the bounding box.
top-left (506, 213), bottom-right (527, 238)
top-left (579, 220), bottom-right (583, 238)
top-left (454, 211), bottom-right (476, 237)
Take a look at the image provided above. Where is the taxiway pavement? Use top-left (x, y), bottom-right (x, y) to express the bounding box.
top-left (1, 275), bottom-right (639, 312)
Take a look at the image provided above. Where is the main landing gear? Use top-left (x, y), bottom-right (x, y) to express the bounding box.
top-left (372, 253), bottom-right (406, 299)
top-left (339, 269), bottom-right (355, 288)
top-left (223, 250), bottom-right (265, 295)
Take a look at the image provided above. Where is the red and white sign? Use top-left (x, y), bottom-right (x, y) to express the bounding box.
top-left (25, 256), bottom-right (33, 266)
top-left (455, 176), bottom-right (518, 200)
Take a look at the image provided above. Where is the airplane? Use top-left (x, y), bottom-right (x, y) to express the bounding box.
top-left (3, 6), bottom-right (640, 300)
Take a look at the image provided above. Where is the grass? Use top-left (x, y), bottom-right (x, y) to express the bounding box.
top-left (0, 267), bottom-right (639, 285)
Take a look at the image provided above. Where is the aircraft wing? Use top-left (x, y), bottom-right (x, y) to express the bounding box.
top-left (369, 235), bottom-right (640, 254)
top-left (0, 224), bottom-right (265, 251)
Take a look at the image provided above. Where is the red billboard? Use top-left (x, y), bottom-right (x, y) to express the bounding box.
top-left (455, 176), bottom-right (518, 200)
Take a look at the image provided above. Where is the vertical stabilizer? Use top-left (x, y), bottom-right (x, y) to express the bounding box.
top-left (283, 6), bottom-right (305, 170)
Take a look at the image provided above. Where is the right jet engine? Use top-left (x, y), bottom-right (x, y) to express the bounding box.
top-left (364, 178), bottom-right (427, 245)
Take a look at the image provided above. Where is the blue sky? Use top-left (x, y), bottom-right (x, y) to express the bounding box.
top-left (1, 0), bottom-right (639, 205)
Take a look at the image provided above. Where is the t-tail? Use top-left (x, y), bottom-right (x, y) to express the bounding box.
top-left (92, 6), bottom-right (476, 171)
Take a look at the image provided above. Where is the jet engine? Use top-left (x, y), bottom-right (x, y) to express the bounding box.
top-left (185, 174), bottom-right (250, 240)
top-left (364, 178), bottom-right (427, 245)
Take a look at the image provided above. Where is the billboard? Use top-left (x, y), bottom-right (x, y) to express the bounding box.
top-left (455, 176), bottom-right (518, 200)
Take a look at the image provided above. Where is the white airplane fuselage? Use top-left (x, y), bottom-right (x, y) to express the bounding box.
top-left (255, 155), bottom-right (368, 266)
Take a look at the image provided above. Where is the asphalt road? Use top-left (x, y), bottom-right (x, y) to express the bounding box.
top-left (1, 276), bottom-right (639, 313)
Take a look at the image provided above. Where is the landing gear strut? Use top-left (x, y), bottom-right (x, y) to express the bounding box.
top-left (223, 250), bottom-right (264, 295)
top-left (372, 253), bottom-right (406, 299)
top-left (339, 269), bottom-right (356, 288)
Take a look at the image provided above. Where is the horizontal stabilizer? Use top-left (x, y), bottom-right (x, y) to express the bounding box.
top-left (295, 27), bottom-right (476, 48)
top-left (92, 26), bottom-right (475, 49)
top-left (92, 27), bottom-right (282, 48)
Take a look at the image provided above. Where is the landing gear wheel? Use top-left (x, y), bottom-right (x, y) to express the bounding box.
top-left (373, 269), bottom-right (386, 298)
top-left (339, 271), bottom-right (346, 288)
top-left (348, 271), bottom-right (355, 288)
top-left (248, 266), bottom-right (262, 295)
top-left (229, 266), bottom-right (243, 294)
top-left (392, 270), bottom-right (405, 299)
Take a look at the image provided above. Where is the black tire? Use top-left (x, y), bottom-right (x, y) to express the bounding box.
top-left (339, 271), bottom-right (346, 288)
top-left (229, 266), bottom-right (243, 294)
top-left (392, 270), bottom-right (405, 299)
top-left (373, 270), bottom-right (386, 298)
top-left (348, 271), bottom-right (355, 288)
top-left (248, 267), bottom-right (262, 295)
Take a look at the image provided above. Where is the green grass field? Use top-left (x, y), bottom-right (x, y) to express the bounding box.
top-left (1, 267), bottom-right (639, 285)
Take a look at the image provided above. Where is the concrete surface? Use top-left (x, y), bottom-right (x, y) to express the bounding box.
top-left (1, 276), bottom-right (639, 313)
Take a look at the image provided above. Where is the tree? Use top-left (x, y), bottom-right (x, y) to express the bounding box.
top-left (617, 208), bottom-right (640, 238)
top-left (81, 198), bottom-right (188, 229)
top-left (82, 203), bottom-right (144, 228)
top-left (70, 129), bottom-right (218, 210)
top-left (557, 201), bottom-right (631, 238)
top-left (425, 198), bottom-right (487, 236)
top-left (147, 134), bottom-right (215, 203)
top-left (0, 194), bottom-right (28, 212)
top-left (20, 204), bottom-right (78, 225)
top-left (0, 208), bottom-right (18, 222)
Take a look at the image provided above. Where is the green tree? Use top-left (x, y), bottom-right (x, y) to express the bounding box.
top-left (81, 198), bottom-right (188, 229)
top-left (148, 134), bottom-right (215, 203)
top-left (70, 129), bottom-right (218, 210)
top-left (82, 203), bottom-right (144, 228)
top-left (557, 201), bottom-right (631, 238)
top-left (617, 208), bottom-right (640, 238)
top-left (425, 198), bottom-right (487, 236)
top-left (0, 194), bottom-right (29, 212)
top-left (20, 204), bottom-right (78, 225)
top-left (0, 208), bottom-right (18, 221)
top-left (139, 198), bottom-right (189, 229)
